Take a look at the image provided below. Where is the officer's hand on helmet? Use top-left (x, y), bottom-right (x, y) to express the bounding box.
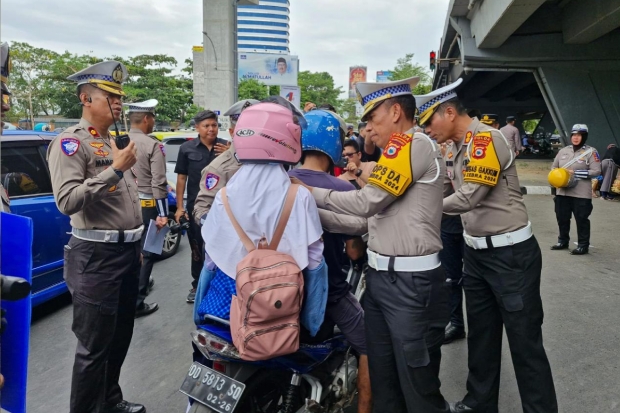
top-left (155, 216), bottom-right (168, 230)
top-left (110, 139), bottom-right (137, 172)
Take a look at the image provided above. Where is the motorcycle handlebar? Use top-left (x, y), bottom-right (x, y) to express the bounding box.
top-left (1, 275), bottom-right (31, 301)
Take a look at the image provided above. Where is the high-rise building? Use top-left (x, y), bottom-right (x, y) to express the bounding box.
top-left (237, 0), bottom-right (290, 54)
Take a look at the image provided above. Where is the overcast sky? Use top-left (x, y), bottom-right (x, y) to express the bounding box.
top-left (1, 0), bottom-right (450, 95)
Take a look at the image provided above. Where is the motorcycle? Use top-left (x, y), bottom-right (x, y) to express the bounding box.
top-left (180, 259), bottom-right (368, 413)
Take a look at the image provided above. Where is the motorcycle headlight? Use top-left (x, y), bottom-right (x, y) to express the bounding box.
top-left (191, 329), bottom-right (241, 361)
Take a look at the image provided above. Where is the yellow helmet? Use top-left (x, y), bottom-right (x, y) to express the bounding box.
top-left (548, 168), bottom-right (571, 188)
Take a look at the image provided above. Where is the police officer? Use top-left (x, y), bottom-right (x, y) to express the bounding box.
top-left (550, 124), bottom-right (601, 255)
top-left (420, 79), bottom-right (557, 413)
top-left (296, 77), bottom-right (451, 413)
top-left (125, 99), bottom-right (167, 317)
top-left (480, 114), bottom-right (500, 130)
top-left (192, 99), bottom-right (258, 224)
top-left (1, 43), bottom-right (12, 212)
top-left (47, 61), bottom-right (146, 413)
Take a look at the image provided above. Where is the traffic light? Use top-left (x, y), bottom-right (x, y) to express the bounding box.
top-left (430, 51), bottom-right (436, 71)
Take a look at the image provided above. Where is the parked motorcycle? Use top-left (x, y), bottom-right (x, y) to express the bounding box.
top-left (181, 263), bottom-right (368, 413)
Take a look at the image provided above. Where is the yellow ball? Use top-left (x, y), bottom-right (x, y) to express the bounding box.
top-left (548, 168), bottom-right (571, 188)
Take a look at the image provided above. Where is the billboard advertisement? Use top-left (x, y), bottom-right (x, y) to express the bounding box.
top-left (238, 53), bottom-right (298, 86)
top-left (349, 66), bottom-right (367, 98)
top-left (280, 86), bottom-right (301, 109)
top-left (376, 70), bottom-right (393, 83)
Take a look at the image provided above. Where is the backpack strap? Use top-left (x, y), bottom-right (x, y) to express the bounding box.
top-left (269, 184), bottom-right (299, 250)
top-left (221, 187), bottom-right (256, 253)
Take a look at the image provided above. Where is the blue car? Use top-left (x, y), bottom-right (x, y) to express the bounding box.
top-left (1, 131), bottom-right (185, 306)
top-left (1, 130), bottom-right (70, 306)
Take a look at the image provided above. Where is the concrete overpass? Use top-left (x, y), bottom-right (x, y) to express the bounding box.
top-left (433, 0), bottom-right (620, 148)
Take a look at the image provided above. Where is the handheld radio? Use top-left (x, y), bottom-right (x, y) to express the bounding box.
top-left (106, 97), bottom-right (130, 149)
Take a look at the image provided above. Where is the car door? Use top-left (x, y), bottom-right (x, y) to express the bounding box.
top-left (1, 135), bottom-right (71, 305)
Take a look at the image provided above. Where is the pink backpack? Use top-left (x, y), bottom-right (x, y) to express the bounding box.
top-left (222, 185), bottom-right (304, 361)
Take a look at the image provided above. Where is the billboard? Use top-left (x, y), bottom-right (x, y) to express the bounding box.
top-left (280, 86), bottom-right (301, 109)
top-left (238, 53), bottom-right (298, 86)
top-left (349, 66), bottom-right (367, 98)
top-left (376, 70), bottom-right (393, 83)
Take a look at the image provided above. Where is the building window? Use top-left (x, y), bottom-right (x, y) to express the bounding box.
top-left (237, 12), bottom-right (289, 20)
top-left (238, 45), bottom-right (289, 51)
top-left (238, 28), bottom-right (289, 36)
top-left (237, 5), bottom-right (288, 12)
top-left (238, 20), bottom-right (289, 28)
top-left (238, 36), bottom-right (288, 43)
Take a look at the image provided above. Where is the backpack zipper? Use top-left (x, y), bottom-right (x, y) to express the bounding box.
top-left (243, 323), bottom-right (298, 344)
top-left (243, 282), bottom-right (300, 326)
top-left (236, 261), bottom-right (294, 276)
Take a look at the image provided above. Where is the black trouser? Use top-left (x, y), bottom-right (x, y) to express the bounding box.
top-left (439, 231), bottom-right (465, 329)
top-left (363, 266), bottom-right (450, 413)
top-left (63, 236), bottom-right (141, 413)
top-left (554, 195), bottom-right (593, 247)
top-left (136, 205), bottom-right (158, 309)
top-left (187, 207), bottom-right (204, 289)
top-left (461, 236), bottom-right (557, 413)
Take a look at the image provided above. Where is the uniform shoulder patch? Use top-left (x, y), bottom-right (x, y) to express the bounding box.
top-left (60, 137), bottom-right (80, 156)
top-left (205, 173), bottom-right (220, 190)
top-left (159, 144), bottom-right (165, 156)
top-left (367, 133), bottom-right (413, 197)
top-left (593, 150), bottom-right (600, 162)
top-left (463, 131), bottom-right (501, 186)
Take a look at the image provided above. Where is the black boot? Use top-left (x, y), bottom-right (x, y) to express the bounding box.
top-left (444, 324), bottom-right (466, 344)
top-left (550, 242), bottom-right (569, 250)
top-left (570, 246), bottom-right (589, 255)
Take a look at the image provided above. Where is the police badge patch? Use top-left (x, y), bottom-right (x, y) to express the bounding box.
top-left (205, 173), bottom-right (219, 190)
top-left (60, 138), bottom-right (80, 156)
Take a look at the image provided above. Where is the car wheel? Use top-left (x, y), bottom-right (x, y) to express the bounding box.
top-left (158, 213), bottom-right (182, 260)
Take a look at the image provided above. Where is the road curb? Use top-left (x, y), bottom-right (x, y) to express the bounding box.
top-left (520, 186), bottom-right (553, 195)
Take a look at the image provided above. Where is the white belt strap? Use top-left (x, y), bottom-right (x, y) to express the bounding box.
top-left (72, 226), bottom-right (144, 243)
top-left (367, 250), bottom-right (441, 272)
top-left (139, 192), bottom-right (154, 200)
top-left (463, 222), bottom-right (533, 250)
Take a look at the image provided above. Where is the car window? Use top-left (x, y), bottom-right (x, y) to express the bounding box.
top-left (163, 138), bottom-right (188, 163)
top-left (1, 143), bottom-right (53, 197)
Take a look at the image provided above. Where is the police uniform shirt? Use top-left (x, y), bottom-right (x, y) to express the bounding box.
top-left (312, 130), bottom-right (445, 257)
top-left (47, 119), bottom-right (142, 230)
top-left (443, 117), bottom-right (528, 237)
top-left (129, 128), bottom-right (167, 200)
top-left (500, 123), bottom-right (522, 153)
top-left (192, 143), bottom-right (241, 224)
top-left (552, 144), bottom-right (601, 199)
top-left (174, 137), bottom-right (218, 210)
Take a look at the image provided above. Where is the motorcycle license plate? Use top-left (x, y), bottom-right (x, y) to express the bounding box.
top-left (179, 362), bottom-right (245, 413)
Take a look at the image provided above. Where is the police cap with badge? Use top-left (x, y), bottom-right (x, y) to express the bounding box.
top-left (67, 60), bottom-right (129, 96)
top-left (224, 99), bottom-right (260, 124)
top-left (415, 78), bottom-right (463, 126)
top-left (480, 114), bottom-right (499, 126)
top-left (356, 76), bottom-right (420, 122)
top-left (124, 99), bottom-right (158, 115)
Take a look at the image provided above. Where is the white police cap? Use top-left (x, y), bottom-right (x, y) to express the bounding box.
top-left (571, 124), bottom-right (588, 133)
top-left (67, 60), bottom-right (128, 96)
top-left (355, 76), bottom-right (420, 121)
top-left (415, 78), bottom-right (463, 126)
top-left (123, 99), bottom-right (158, 114)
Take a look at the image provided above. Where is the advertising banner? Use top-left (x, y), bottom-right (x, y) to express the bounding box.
top-left (238, 53), bottom-right (298, 86)
top-left (376, 70), bottom-right (393, 83)
top-left (280, 85), bottom-right (301, 109)
top-left (349, 66), bottom-right (367, 98)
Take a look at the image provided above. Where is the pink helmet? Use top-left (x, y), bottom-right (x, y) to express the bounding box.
top-left (233, 102), bottom-right (302, 165)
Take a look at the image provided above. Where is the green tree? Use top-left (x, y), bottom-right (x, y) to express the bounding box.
top-left (522, 119), bottom-right (540, 134)
top-left (238, 79), bottom-right (269, 100)
top-left (298, 71), bottom-right (343, 108)
top-left (338, 98), bottom-right (359, 124)
top-left (389, 53), bottom-right (432, 95)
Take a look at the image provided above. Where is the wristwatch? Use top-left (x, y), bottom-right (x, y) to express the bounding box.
top-left (112, 168), bottom-right (124, 179)
top-left (355, 169), bottom-right (363, 178)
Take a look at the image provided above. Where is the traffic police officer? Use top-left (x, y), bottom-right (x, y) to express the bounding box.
top-left (299, 77), bottom-right (451, 413)
top-left (125, 99), bottom-right (167, 317)
top-left (420, 79), bottom-right (557, 413)
top-left (1, 42), bottom-right (12, 212)
top-left (550, 124), bottom-right (600, 255)
top-left (192, 99), bottom-right (258, 224)
top-left (47, 61), bottom-right (146, 413)
top-left (479, 114), bottom-right (500, 130)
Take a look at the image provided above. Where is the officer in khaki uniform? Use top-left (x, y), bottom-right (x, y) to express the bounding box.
top-left (1, 42), bottom-right (12, 212)
top-left (298, 77), bottom-right (451, 413)
top-left (420, 79), bottom-right (557, 413)
top-left (47, 61), bottom-right (147, 413)
top-left (125, 99), bottom-right (168, 317)
top-left (550, 124), bottom-right (600, 255)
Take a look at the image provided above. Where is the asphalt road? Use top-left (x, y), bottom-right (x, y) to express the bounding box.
top-left (26, 196), bottom-right (620, 413)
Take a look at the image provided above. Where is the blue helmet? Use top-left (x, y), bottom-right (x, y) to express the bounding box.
top-left (302, 109), bottom-right (346, 165)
